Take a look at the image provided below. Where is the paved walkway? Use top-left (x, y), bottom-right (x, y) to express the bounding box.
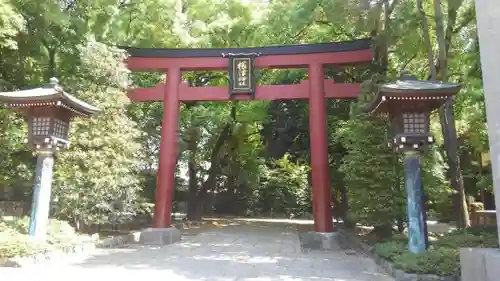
top-left (0, 222), bottom-right (393, 281)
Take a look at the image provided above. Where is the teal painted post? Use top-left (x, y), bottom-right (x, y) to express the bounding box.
top-left (404, 151), bottom-right (426, 253)
top-left (28, 153), bottom-right (54, 240)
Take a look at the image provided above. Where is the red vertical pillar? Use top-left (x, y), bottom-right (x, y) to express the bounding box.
top-left (153, 67), bottom-right (181, 228)
top-left (308, 63), bottom-right (334, 233)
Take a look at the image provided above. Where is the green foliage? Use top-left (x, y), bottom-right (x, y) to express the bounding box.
top-left (255, 154), bottom-right (311, 217)
top-left (434, 228), bottom-right (499, 248)
top-left (393, 248), bottom-right (460, 277)
top-left (375, 225), bottom-right (498, 276)
top-left (462, 225), bottom-right (498, 236)
top-left (52, 42), bottom-right (144, 227)
top-left (0, 216), bottom-right (79, 258)
top-left (374, 241), bottom-right (407, 261)
top-left (0, 0), bottom-right (24, 50)
top-left (343, 211), bottom-right (358, 229)
top-left (337, 103), bottom-right (405, 226)
top-left (0, 234), bottom-right (47, 258)
top-left (0, 109), bottom-right (33, 200)
top-left (375, 241), bottom-right (460, 276)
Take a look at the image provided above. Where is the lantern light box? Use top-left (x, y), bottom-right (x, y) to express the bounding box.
top-left (366, 75), bottom-right (461, 151)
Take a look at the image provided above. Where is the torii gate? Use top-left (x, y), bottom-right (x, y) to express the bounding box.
top-left (124, 39), bottom-right (373, 236)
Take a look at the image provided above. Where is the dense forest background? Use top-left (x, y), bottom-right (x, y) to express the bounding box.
top-left (0, 0), bottom-right (490, 233)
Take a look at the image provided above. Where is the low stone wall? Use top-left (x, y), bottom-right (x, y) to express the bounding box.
top-left (337, 228), bottom-right (461, 281)
top-left (0, 231), bottom-right (141, 267)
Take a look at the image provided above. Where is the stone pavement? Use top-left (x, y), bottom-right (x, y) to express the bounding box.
top-left (0, 222), bottom-right (394, 281)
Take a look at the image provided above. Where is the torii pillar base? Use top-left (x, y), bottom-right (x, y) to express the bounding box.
top-left (299, 231), bottom-right (341, 251)
top-left (139, 227), bottom-right (181, 246)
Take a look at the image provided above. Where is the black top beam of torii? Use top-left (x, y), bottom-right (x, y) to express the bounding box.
top-left (122, 38), bottom-right (372, 58)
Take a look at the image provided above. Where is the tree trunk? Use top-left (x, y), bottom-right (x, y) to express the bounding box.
top-left (187, 196), bottom-right (204, 221)
top-left (433, 0), bottom-right (470, 228)
top-left (438, 103), bottom-right (470, 228)
top-left (186, 152), bottom-right (200, 220)
top-left (418, 0), bottom-right (470, 229)
top-left (418, 0), bottom-right (437, 79)
top-left (479, 152), bottom-right (485, 204)
top-left (186, 119), bottom-right (201, 221)
top-left (47, 47), bottom-right (56, 79)
top-left (186, 106), bottom-right (234, 221)
top-left (371, 0), bottom-right (398, 71)
top-left (42, 40), bottom-right (57, 80)
top-left (338, 183), bottom-right (348, 219)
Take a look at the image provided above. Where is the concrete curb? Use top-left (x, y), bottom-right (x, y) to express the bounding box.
top-left (337, 228), bottom-right (461, 281)
top-left (0, 231), bottom-right (141, 267)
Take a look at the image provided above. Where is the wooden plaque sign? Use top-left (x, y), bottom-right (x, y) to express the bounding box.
top-left (226, 53), bottom-right (257, 98)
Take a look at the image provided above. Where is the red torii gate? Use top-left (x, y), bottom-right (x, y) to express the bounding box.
top-left (124, 39), bottom-right (373, 233)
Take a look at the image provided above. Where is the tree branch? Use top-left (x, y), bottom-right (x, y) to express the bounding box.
top-left (400, 53), bottom-right (418, 71)
top-left (292, 24), bottom-right (312, 41)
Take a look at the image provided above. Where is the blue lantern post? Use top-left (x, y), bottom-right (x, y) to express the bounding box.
top-left (365, 74), bottom-right (461, 254)
top-left (28, 153), bottom-right (55, 239)
top-left (404, 151), bottom-right (426, 253)
top-left (0, 78), bottom-right (99, 241)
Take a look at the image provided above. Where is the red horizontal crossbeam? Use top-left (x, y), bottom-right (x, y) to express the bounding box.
top-left (126, 49), bottom-right (372, 71)
top-left (128, 80), bottom-right (361, 102)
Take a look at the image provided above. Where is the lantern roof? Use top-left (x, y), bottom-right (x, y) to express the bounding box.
top-left (366, 75), bottom-right (461, 114)
top-left (0, 77), bottom-right (99, 117)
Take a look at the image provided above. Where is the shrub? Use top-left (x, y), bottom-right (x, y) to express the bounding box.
top-left (0, 232), bottom-right (48, 258)
top-left (343, 211), bottom-right (358, 229)
top-left (393, 248), bottom-right (460, 276)
top-left (0, 216), bottom-right (29, 234)
top-left (463, 225), bottom-right (498, 236)
top-left (435, 229), bottom-right (499, 248)
top-left (45, 219), bottom-right (80, 247)
top-left (0, 216), bottom-right (79, 258)
top-left (390, 233), bottom-right (408, 243)
top-left (373, 223), bottom-right (498, 277)
top-left (374, 241), bottom-right (407, 261)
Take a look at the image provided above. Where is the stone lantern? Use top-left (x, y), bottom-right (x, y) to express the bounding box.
top-left (0, 77), bottom-right (99, 240)
top-left (366, 74), bottom-right (460, 253)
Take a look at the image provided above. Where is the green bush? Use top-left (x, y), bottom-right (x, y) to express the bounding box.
top-left (0, 233), bottom-right (48, 258)
top-left (463, 225), bottom-right (498, 236)
top-left (0, 216), bottom-right (79, 258)
top-left (393, 248), bottom-right (460, 276)
top-left (373, 223), bottom-right (498, 276)
top-left (374, 241), bottom-right (407, 261)
top-left (343, 211), bottom-right (358, 229)
top-left (435, 229), bottom-right (499, 248)
top-left (45, 219), bottom-right (80, 247)
top-left (390, 233), bottom-right (408, 243)
top-left (0, 216), bottom-right (29, 234)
